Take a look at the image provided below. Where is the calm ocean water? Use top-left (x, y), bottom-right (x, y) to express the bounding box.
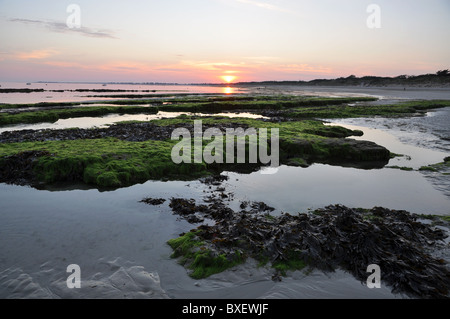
top-left (0, 82), bottom-right (244, 104)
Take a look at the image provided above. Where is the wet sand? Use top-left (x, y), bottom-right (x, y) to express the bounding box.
top-left (242, 85), bottom-right (450, 101)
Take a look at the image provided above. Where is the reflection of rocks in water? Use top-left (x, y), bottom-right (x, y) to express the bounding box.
top-left (156, 174), bottom-right (450, 299)
top-left (200, 174), bottom-right (229, 186)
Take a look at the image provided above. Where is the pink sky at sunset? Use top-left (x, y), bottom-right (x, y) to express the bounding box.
top-left (1, 0), bottom-right (449, 83)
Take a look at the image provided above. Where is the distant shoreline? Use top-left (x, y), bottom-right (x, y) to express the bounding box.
top-left (234, 83), bottom-right (450, 89)
top-left (232, 71), bottom-right (450, 89)
top-left (2, 70), bottom-right (448, 88)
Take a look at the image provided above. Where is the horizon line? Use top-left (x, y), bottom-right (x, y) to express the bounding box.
top-left (1, 70), bottom-right (448, 86)
top-left (0, 70), bottom-right (448, 85)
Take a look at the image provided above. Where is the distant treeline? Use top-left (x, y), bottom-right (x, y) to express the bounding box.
top-left (234, 70), bottom-right (450, 87)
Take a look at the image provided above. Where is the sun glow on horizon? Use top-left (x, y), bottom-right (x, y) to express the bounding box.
top-left (221, 75), bottom-right (237, 83)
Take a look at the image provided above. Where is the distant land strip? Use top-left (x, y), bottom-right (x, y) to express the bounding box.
top-left (2, 70), bottom-right (449, 89)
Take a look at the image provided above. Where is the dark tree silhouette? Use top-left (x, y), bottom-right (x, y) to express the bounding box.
top-left (436, 69), bottom-right (449, 76)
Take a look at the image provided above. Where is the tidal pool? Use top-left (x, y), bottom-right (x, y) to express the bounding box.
top-left (1, 165), bottom-right (428, 299)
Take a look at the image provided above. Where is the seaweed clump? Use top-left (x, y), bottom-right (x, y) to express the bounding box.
top-left (159, 181), bottom-right (450, 298)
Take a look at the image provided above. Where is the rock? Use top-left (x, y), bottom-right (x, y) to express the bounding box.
top-left (140, 198), bottom-right (166, 205)
top-left (0, 150), bottom-right (52, 186)
top-left (322, 138), bottom-right (391, 162)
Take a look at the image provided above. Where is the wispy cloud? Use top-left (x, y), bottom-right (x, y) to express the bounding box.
top-left (16, 49), bottom-right (59, 60)
top-left (0, 49), bottom-right (60, 61)
top-left (9, 18), bottom-right (117, 39)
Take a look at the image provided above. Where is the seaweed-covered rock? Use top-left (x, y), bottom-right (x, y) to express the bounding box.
top-left (322, 138), bottom-right (391, 162)
top-left (167, 195), bottom-right (450, 298)
top-left (0, 121), bottom-right (253, 144)
top-left (140, 197), bottom-right (166, 205)
top-left (0, 150), bottom-right (52, 186)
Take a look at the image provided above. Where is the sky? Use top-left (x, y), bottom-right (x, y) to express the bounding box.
top-left (0, 0), bottom-right (449, 83)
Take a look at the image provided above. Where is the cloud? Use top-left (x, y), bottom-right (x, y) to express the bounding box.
top-left (9, 18), bottom-right (117, 39)
top-left (0, 49), bottom-right (59, 61)
top-left (16, 49), bottom-right (59, 60)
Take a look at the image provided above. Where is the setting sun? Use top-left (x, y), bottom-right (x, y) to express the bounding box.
top-left (221, 75), bottom-right (236, 83)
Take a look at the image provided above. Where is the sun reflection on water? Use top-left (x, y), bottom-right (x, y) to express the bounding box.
top-left (223, 87), bottom-right (234, 94)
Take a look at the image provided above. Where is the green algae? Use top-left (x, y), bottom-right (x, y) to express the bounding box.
top-left (419, 166), bottom-right (439, 172)
top-left (419, 158), bottom-right (450, 172)
top-left (167, 230), bottom-right (245, 279)
top-left (272, 252), bottom-right (308, 276)
top-left (0, 116), bottom-right (391, 187)
top-left (288, 100), bottom-right (450, 119)
top-left (150, 116), bottom-right (390, 167)
top-left (2, 97), bottom-right (448, 127)
top-left (157, 96), bottom-right (377, 113)
top-left (0, 96), bottom-right (378, 126)
top-left (386, 165), bottom-right (414, 171)
top-left (2, 95), bottom-right (421, 188)
top-left (0, 138), bottom-right (208, 188)
top-left (0, 105), bottom-right (159, 126)
top-left (167, 230), bottom-right (304, 279)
